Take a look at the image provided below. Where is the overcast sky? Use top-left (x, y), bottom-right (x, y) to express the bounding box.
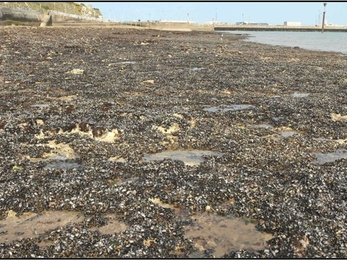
top-left (84, 2), bottom-right (347, 26)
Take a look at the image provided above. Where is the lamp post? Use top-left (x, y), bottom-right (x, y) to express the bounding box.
top-left (322, 2), bottom-right (327, 33)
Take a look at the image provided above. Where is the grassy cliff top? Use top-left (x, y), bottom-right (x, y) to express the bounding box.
top-left (0, 2), bottom-right (102, 18)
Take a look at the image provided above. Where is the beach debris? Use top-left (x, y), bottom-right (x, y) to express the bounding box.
top-left (67, 69), bottom-right (84, 74)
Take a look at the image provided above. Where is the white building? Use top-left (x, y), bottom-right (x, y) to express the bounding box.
top-left (284, 21), bottom-right (301, 26)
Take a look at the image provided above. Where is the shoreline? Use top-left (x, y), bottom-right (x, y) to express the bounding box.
top-left (219, 30), bottom-right (347, 56)
top-left (215, 25), bottom-right (347, 32)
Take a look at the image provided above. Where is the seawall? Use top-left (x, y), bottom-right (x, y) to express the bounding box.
top-left (0, 7), bottom-right (41, 23)
top-left (0, 6), bottom-right (103, 26)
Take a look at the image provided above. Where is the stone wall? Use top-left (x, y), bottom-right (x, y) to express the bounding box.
top-left (0, 6), bottom-right (103, 25)
top-left (0, 7), bottom-right (41, 22)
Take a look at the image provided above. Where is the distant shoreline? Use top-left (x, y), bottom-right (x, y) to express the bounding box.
top-left (3, 17), bottom-right (347, 33)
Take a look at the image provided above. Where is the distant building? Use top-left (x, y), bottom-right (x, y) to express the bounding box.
top-left (204, 21), bottom-right (228, 25)
top-left (236, 21), bottom-right (269, 26)
top-left (284, 21), bottom-right (301, 26)
top-left (256, 22), bottom-right (269, 26)
top-left (160, 20), bottom-right (196, 24)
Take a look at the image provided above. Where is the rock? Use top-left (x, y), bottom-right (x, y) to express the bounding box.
top-left (205, 205), bottom-right (212, 212)
top-left (141, 79), bottom-right (155, 84)
top-left (40, 11), bottom-right (52, 27)
top-left (67, 69), bottom-right (84, 75)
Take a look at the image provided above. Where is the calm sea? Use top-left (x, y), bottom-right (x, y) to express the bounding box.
top-left (224, 30), bottom-right (347, 55)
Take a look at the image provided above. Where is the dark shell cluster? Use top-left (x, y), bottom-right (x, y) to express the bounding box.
top-left (1, 26), bottom-right (347, 257)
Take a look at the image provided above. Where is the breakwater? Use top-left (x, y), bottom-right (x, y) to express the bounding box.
top-left (214, 25), bottom-right (347, 32)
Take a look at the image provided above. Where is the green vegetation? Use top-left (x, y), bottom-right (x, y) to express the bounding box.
top-left (6, 20), bottom-right (28, 26)
top-left (12, 164), bottom-right (23, 171)
top-left (73, 2), bottom-right (83, 13)
top-left (41, 4), bottom-right (50, 10)
top-left (6, 20), bottom-right (20, 25)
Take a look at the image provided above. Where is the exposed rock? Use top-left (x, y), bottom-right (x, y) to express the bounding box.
top-left (40, 11), bottom-right (52, 27)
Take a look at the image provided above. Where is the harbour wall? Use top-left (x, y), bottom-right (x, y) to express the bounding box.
top-left (214, 25), bottom-right (347, 32)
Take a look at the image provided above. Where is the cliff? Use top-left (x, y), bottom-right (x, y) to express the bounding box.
top-left (0, 2), bottom-right (103, 25)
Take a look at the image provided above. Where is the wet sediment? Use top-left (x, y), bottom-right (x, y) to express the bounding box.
top-left (0, 26), bottom-right (347, 257)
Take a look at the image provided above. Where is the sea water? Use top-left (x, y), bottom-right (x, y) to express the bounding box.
top-left (224, 30), bottom-right (347, 55)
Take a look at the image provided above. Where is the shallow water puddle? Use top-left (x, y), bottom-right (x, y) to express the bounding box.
top-left (118, 61), bottom-right (136, 64)
top-left (314, 149), bottom-right (347, 164)
top-left (189, 67), bottom-right (204, 71)
top-left (250, 124), bottom-right (274, 129)
top-left (185, 213), bottom-right (273, 257)
top-left (88, 213), bottom-right (127, 235)
top-left (148, 198), bottom-right (272, 256)
top-left (27, 140), bottom-right (81, 169)
top-left (0, 210), bottom-right (128, 244)
top-left (0, 210), bottom-right (83, 243)
top-left (28, 140), bottom-right (78, 162)
top-left (203, 104), bottom-right (255, 113)
top-left (292, 92), bottom-right (310, 98)
top-left (44, 161), bottom-right (81, 170)
top-left (31, 104), bottom-right (50, 109)
top-left (280, 131), bottom-right (297, 138)
top-left (313, 137), bottom-right (347, 146)
top-left (277, 127), bottom-right (299, 138)
top-left (276, 127), bottom-right (299, 138)
top-left (108, 61), bottom-right (137, 67)
top-left (143, 150), bottom-right (223, 166)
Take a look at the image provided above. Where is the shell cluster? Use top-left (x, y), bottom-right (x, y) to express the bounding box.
top-left (0, 26), bottom-right (347, 257)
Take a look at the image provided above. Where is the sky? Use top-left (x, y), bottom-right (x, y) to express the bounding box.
top-left (83, 2), bottom-right (347, 26)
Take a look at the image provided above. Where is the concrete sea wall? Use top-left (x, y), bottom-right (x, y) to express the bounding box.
top-left (0, 7), bottom-right (42, 22)
top-left (0, 6), bottom-right (103, 26)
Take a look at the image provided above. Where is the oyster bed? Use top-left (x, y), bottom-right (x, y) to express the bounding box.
top-left (1, 26), bottom-right (347, 258)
